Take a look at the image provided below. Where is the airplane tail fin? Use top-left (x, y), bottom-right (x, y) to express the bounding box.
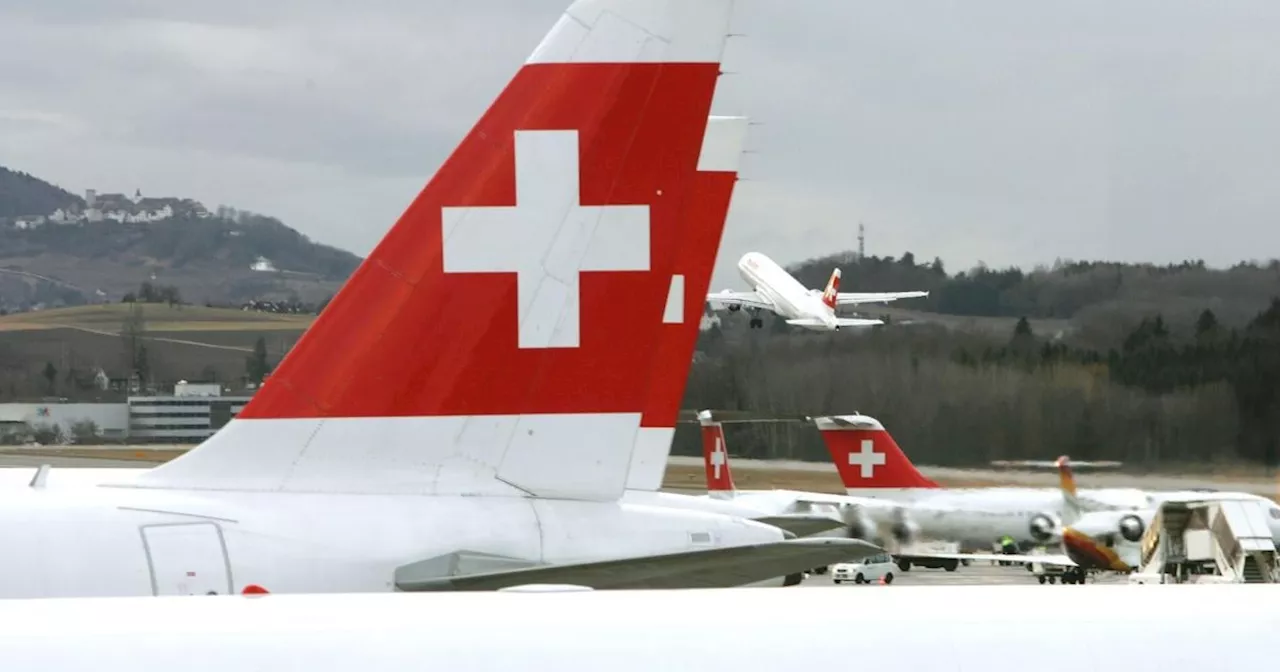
top-left (698, 410), bottom-right (736, 498)
top-left (1057, 455), bottom-right (1083, 524)
top-left (812, 414), bottom-right (939, 495)
top-left (135, 0), bottom-right (740, 501)
top-left (820, 268), bottom-right (841, 310)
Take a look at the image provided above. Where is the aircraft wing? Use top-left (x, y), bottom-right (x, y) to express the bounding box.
top-left (395, 538), bottom-right (881, 592)
top-left (904, 551), bottom-right (1078, 567)
top-left (834, 291), bottom-right (928, 306)
top-left (707, 290), bottom-right (775, 311)
top-left (752, 513), bottom-right (849, 538)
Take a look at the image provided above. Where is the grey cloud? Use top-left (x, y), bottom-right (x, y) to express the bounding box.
top-left (2, 0), bottom-right (1280, 289)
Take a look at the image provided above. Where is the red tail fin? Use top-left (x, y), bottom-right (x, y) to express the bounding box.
top-left (814, 415), bottom-right (938, 490)
top-left (698, 411), bottom-right (735, 494)
top-left (138, 0), bottom-right (740, 500)
top-left (820, 268), bottom-right (840, 310)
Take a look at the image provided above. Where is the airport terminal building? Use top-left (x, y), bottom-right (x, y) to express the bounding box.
top-left (0, 381), bottom-right (253, 444)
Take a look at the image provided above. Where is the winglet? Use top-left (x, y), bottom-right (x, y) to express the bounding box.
top-left (699, 410), bottom-right (736, 498)
top-left (812, 414), bottom-right (939, 493)
top-left (134, 0), bottom-right (740, 501)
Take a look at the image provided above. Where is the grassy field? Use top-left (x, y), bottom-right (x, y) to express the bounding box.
top-left (0, 304), bottom-right (313, 392)
top-left (0, 304), bottom-right (314, 332)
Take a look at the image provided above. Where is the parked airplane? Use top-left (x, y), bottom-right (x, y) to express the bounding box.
top-left (0, 0), bottom-right (877, 599)
top-left (692, 412), bottom-right (899, 541)
top-left (905, 456), bottom-right (1144, 583)
top-left (4, 586), bottom-right (1278, 670)
top-left (694, 411), bottom-right (1116, 568)
top-left (707, 251), bottom-right (927, 330)
top-left (815, 414), bottom-right (1280, 550)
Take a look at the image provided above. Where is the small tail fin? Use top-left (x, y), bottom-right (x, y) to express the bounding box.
top-left (820, 268), bottom-right (841, 310)
top-left (135, 0), bottom-right (739, 501)
top-left (698, 410), bottom-right (736, 498)
top-left (812, 414), bottom-right (939, 493)
top-left (1057, 455), bottom-right (1082, 524)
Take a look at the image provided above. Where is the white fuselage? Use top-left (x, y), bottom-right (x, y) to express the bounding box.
top-left (0, 482), bottom-right (785, 598)
top-left (2, 585), bottom-right (1277, 670)
top-left (736, 252), bottom-right (835, 329)
top-left (847, 485), bottom-right (1280, 547)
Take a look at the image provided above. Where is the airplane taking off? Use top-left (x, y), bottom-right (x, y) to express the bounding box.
top-left (3, 586), bottom-right (1278, 670)
top-left (0, 0), bottom-right (878, 599)
top-left (707, 251), bottom-right (927, 330)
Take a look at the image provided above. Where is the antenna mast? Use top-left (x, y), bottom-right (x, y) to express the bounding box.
top-left (857, 222), bottom-right (866, 260)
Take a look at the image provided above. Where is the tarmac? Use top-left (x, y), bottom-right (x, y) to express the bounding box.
top-left (798, 562), bottom-right (1128, 587)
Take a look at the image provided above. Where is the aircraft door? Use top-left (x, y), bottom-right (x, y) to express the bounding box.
top-left (141, 522), bottom-right (233, 596)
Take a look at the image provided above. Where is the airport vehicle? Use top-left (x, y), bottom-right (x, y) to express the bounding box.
top-left (831, 552), bottom-right (895, 584)
top-left (706, 252), bottom-right (927, 330)
top-left (0, 0), bottom-right (879, 599)
top-left (813, 414), bottom-right (1280, 550)
top-left (2, 586), bottom-right (1278, 670)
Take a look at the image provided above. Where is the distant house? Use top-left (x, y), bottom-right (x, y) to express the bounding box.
top-left (250, 257), bottom-right (277, 272)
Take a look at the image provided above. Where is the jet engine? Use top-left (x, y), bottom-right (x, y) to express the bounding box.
top-left (1028, 512), bottom-right (1063, 544)
top-left (1118, 514), bottom-right (1145, 543)
top-left (889, 508), bottom-right (920, 546)
top-left (842, 506), bottom-right (877, 541)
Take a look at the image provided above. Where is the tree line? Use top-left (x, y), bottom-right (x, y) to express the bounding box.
top-left (678, 300), bottom-right (1280, 471)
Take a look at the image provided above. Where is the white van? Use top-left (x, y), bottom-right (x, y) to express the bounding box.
top-left (831, 552), bottom-right (896, 585)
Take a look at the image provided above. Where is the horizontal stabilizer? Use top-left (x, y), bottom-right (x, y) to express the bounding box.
top-left (395, 538), bottom-right (881, 591)
top-left (752, 513), bottom-right (848, 538)
top-left (990, 459), bottom-right (1124, 470)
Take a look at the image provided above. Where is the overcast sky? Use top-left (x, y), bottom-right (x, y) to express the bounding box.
top-left (3, 0), bottom-right (1279, 289)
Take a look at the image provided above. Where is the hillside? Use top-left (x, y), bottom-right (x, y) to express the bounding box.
top-left (0, 167), bottom-right (83, 219)
top-left (0, 165), bottom-right (360, 310)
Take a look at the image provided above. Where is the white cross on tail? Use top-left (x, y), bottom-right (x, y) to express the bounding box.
top-left (709, 434), bottom-right (727, 480)
top-left (848, 438), bottom-right (886, 478)
top-left (441, 130), bottom-right (651, 349)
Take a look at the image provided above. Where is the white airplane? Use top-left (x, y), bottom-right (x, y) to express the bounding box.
top-left (706, 251), bottom-right (927, 330)
top-left (0, 0), bottom-right (878, 599)
top-left (693, 411), bottom-right (931, 551)
top-left (3, 586), bottom-right (1278, 670)
top-left (812, 414), bottom-right (1280, 550)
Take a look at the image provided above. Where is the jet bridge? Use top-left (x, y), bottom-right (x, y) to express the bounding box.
top-left (1131, 499), bottom-right (1278, 584)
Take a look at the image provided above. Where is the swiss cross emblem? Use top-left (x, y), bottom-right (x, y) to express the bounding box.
top-left (441, 129), bottom-right (652, 349)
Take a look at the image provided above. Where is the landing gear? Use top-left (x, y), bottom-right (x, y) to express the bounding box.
top-left (748, 317), bottom-right (764, 329)
top-left (897, 559), bottom-right (912, 572)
